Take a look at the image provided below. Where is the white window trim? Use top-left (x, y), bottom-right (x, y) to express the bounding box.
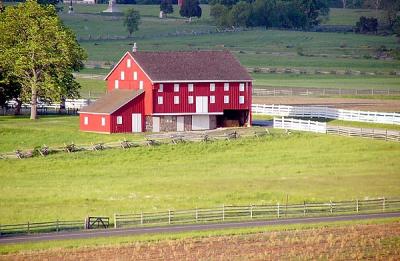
top-left (139, 81), bottom-right (144, 90)
top-left (188, 96), bottom-right (193, 104)
top-left (114, 80), bottom-right (119, 89)
top-left (127, 59), bottom-right (131, 68)
top-left (121, 71), bottom-right (125, 80)
top-left (210, 83), bottom-right (215, 92)
top-left (174, 96), bottom-right (180, 105)
top-left (224, 83), bottom-right (229, 91)
top-left (174, 84), bottom-right (180, 92)
top-left (239, 96), bottom-right (245, 104)
top-left (239, 83), bottom-right (245, 92)
top-left (101, 117), bottom-right (106, 126)
top-left (210, 95), bottom-right (215, 104)
top-left (84, 116), bottom-right (88, 125)
top-left (158, 84), bottom-right (163, 93)
top-left (158, 96), bottom-right (163, 105)
top-left (133, 71), bottom-right (138, 80)
top-left (224, 95), bottom-right (229, 104)
top-left (117, 116), bottom-right (123, 125)
top-left (188, 84), bottom-right (194, 92)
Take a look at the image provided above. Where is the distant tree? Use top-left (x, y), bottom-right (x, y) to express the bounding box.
top-left (229, 1), bottom-right (252, 26)
top-left (124, 8), bottom-right (141, 37)
top-left (250, 0), bottom-right (276, 27)
top-left (296, 0), bottom-right (330, 28)
top-left (355, 16), bottom-right (378, 33)
top-left (37, 0), bottom-right (63, 12)
top-left (179, 0), bottom-right (202, 22)
top-left (0, 0), bottom-right (87, 119)
top-left (0, 0), bottom-right (4, 13)
top-left (381, 0), bottom-right (400, 27)
top-left (210, 3), bottom-right (230, 26)
top-left (160, 0), bottom-right (173, 17)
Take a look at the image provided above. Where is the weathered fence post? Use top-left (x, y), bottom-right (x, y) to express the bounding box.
top-left (168, 210), bottom-right (171, 224)
top-left (140, 212), bottom-right (143, 225)
top-left (27, 221), bottom-right (30, 234)
top-left (277, 203), bottom-right (280, 218)
top-left (382, 197), bottom-right (386, 212)
top-left (222, 205), bottom-right (225, 221)
top-left (114, 214), bottom-right (117, 229)
top-left (303, 201), bottom-right (306, 216)
top-left (195, 208), bottom-right (198, 223)
top-left (356, 200), bottom-right (359, 213)
top-left (56, 219), bottom-right (59, 232)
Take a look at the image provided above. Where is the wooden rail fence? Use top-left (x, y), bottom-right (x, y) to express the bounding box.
top-left (114, 198), bottom-right (400, 229)
top-left (252, 104), bottom-right (400, 125)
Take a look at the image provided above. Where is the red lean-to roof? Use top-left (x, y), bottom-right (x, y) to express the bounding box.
top-left (79, 89), bottom-right (144, 114)
top-left (131, 50), bottom-right (252, 82)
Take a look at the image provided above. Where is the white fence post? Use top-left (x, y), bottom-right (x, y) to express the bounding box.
top-left (330, 200), bottom-right (333, 214)
top-left (195, 208), bottom-right (198, 223)
top-left (222, 205), bottom-right (225, 221)
top-left (303, 201), bottom-right (306, 216)
top-left (382, 197), bottom-right (386, 212)
top-left (356, 200), bottom-right (359, 213)
top-left (168, 210), bottom-right (171, 224)
top-left (114, 214), bottom-right (117, 229)
top-left (140, 212), bottom-right (143, 225)
top-left (250, 205), bottom-right (253, 219)
top-left (277, 203), bottom-right (280, 218)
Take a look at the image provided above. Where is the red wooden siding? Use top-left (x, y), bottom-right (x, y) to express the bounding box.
top-left (106, 53), bottom-right (153, 116)
top-left (153, 82), bottom-right (252, 114)
top-left (80, 113), bottom-right (111, 133)
top-left (110, 93), bottom-right (145, 133)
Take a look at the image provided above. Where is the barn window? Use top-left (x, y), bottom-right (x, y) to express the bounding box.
top-left (158, 96), bottom-right (163, 105)
top-left (114, 80), bottom-right (119, 89)
top-left (210, 83), bottom-right (215, 92)
top-left (117, 116), bottom-right (123, 125)
top-left (139, 81), bottom-right (144, 90)
top-left (210, 96), bottom-right (215, 104)
top-left (188, 84), bottom-right (194, 92)
top-left (239, 83), bottom-right (245, 92)
top-left (188, 96), bottom-right (193, 104)
top-left (174, 84), bottom-right (180, 92)
top-left (158, 84), bottom-right (163, 93)
top-left (127, 59), bottom-right (131, 68)
top-left (133, 71), bottom-right (138, 80)
top-left (224, 95), bottom-right (229, 104)
top-left (239, 96), bottom-right (245, 104)
top-left (101, 117), bottom-right (106, 126)
top-left (174, 96), bottom-right (180, 104)
top-left (121, 71), bottom-right (125, 80)
top-left (224, 83), bottom-right (229, 91)
top-left (84, 116), bottom-right (88, 125)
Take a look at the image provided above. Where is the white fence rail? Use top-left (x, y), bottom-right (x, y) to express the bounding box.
top-left (273, 117), bottom-right (327, 133)
top-left (252, 104), bottom-right (400, 125)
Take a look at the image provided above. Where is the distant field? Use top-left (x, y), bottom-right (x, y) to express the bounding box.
top-left (0, 116), bottom-right (399, 223)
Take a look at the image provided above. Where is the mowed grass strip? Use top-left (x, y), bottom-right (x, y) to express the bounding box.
top-left (0, 116), bottom-right (399, 223)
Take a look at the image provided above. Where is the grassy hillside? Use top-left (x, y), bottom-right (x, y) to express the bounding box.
top-left (0, 117), bottom-right (399, 223)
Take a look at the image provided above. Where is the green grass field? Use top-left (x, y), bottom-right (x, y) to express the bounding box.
top-left (0, 116), bottom-right (399, 224)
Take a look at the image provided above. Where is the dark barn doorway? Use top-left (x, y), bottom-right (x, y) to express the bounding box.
top-left (217, 110), bottom-right (249, 128)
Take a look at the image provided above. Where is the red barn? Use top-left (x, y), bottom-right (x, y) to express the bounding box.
top-left (79, 49), bottom-right (252, 133)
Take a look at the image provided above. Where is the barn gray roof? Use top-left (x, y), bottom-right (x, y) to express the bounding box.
top-left (131, 50), bottom-right (252, 82)
top-left (79, 89), bottom-right (143, 114)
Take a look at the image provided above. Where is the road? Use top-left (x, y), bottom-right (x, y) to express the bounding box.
top-left (0, 212), bottom-right (399, 245)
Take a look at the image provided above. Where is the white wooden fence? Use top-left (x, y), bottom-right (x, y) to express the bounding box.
top-left (273, 117), bottom-right (327, 133)
top-left (252, 104), bottom-right (400, 125)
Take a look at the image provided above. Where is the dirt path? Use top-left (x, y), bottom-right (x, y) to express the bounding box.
top-left (253, 97), bottom-right (400, 112)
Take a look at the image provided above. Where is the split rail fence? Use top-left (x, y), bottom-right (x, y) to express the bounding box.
top-left (252, 104), bottom-right (400, 125)
top-left (114, 198), bottom-right (400, 229)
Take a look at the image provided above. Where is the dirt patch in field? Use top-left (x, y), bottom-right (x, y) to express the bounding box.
top-left (3, 222), bottom-right (400, 260)
top-left (253, 97), bottom-right (400, 112)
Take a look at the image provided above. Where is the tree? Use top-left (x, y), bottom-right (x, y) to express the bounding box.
top-left (160, 0), bottom-right (173, 17)
top-left (0, 69), bottom-right (22, 113)
top-left (381, 0), bottom-right (400, 27)
top-left (0, 0), bottom-right (86, 120)
top-left (180, 0), bottom-right (202, 22)
top-left (210, 3), bottom-right (230, 26)
top-left (296, 0), bottom-right (330, 28)
top-left (229, 1), bottom-right (252, 26)
top-left (124, 8), bottom-right (141, 37)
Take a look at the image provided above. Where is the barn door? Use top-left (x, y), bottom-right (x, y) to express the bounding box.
top-left (196, 96), bottom-right (208, 113)
top-left (192, 115), bottom-right (210, 130)
top-left (177, 116), bottom-right (184, 131)
top-left (131, 113), bottom-right (142, 132)
top-left (152, 117), bottom-right (160, 132)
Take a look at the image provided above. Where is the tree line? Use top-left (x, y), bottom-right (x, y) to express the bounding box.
top-left (210, 0), bottom-right (329, 29)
